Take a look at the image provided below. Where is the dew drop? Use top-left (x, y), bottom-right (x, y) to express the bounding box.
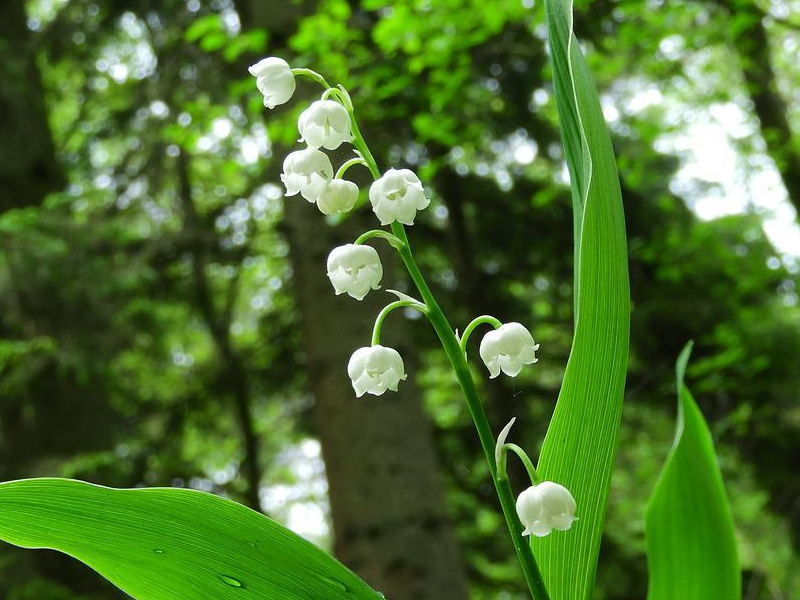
top-left (219, 575), bottom-right (244, 588)
top-left (153, 549), bottom-right (165, 554)
top-left (322, 576), bottom-right (348, 592)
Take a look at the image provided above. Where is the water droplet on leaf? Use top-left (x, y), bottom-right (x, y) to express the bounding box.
top-left (153, 549), bottom-right (165, 554)
top-left (219, 575), bottom-right (244, 588)
top-left (322, 576), bottom-right (348, 592)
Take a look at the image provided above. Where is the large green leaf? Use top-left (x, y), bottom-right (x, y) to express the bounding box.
top-left (0, 478), bottom-right (382, 600)
top-left (645, 343), bottom-right (740, 600)
top-left (532, 1), bottom-right (630, 599)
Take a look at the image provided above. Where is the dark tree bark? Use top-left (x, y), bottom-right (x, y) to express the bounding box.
top-left (718, 0), bottom-right (800, 217)
top-left (0, 0), bottom-right (63, 211)
top-left (0, 0), bottom-right (64, 479)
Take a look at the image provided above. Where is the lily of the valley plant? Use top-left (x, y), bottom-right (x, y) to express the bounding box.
top-left (251, 56), bottom-right (576, 600)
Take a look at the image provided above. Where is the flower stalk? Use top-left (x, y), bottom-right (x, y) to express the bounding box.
top-left (290, 67), bottom-right (330, 88)
top-left (354, 229), bottom-right (405, 250)
top-left (335, 156), bottom-right (368, 179)
top-left (459, 314), bottom-right (502, 353)
top-left (372, 300), bottom-right (427, 346)
top-left (500, 443), bottom-right (541, 485)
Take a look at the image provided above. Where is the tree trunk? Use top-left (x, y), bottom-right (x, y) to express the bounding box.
top-left (721, 0), bottom-right (800, 217)
top-left (0, 0), bottom-right (64, 478)
top-left (0, 0), bottom-right (63, 211)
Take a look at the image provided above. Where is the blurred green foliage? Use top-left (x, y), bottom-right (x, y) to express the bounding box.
top-left (1, 0), bottom-right (799, 599)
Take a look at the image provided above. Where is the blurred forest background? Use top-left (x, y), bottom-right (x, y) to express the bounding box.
top-left (1, 0), bottom-right (799, 599)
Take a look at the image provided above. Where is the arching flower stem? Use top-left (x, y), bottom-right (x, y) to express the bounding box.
top-left (335, 157), bottom-right (369, 179)
top-left (499, 443), bottom-right (541, 486)
top-left (290, 67), bottom-right (330, 88)
top-left (372, 300), bottom-right (427, 346)
top-left (459, 315), bottom-right (502, 354)
top-left (354, 229), bottom-right (405, 250)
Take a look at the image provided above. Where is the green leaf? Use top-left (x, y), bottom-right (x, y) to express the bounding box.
top-left (645, 343), bottom-right (740, 600)
top-left (0, 478), bottom-right (382, 600)
top-left (185, 14), bottom-right (224, 43)
top-left (200, 31), bottom-right (230, 53)
top-left (531, 1), bottom-right (630, 599)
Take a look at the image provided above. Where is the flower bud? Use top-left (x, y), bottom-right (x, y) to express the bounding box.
top-left (368, 168), bottom-right (430, 225)
top-left (317, 179), bottom-right (359, 216)
top-left (281, 148), bottom-right (334, 202)
top-left (516, 482), bottom-right (577, 537)
top-left (326, 244), bottom-right (383, 300)
top-left (298, 100), bottom-right (353, 150)
top-left (479, 322), bottom-right (539, 378)
top-left (348, 345), bottom-right (407, 397)
top-left (248, 57), bottom-right (295, 109)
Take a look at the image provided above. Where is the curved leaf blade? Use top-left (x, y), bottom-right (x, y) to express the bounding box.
top-left (0, 478), bottom-right (382, 600)
top-left (645, 343), bottom-right (740, 600)
top-left (532, 1), bottom-right (630, 599)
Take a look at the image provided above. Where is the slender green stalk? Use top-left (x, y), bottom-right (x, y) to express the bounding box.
top-left (335, 157), bottom-right (368, 179)
top-left (349, 111), bottom-right (381, 180)
top-left (345, 95), bottom-right (550, 600)
top-left (501, 443), bottom-right (541, 485)
top-left (291, 67), bottom-right (330, 88)
top-left (372, 300), bottom-right (427, 345)
top-left (459, 314), bottom-right (502, 353)
top-left (354, 229), bottom-right (405, 249)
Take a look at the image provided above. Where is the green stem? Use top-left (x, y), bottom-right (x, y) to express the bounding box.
top-left (346, 88), bottom-right (550, 600)
top-left (335, 157), bottom-right (368, 179)
top-left (354, 229), bottom-right (405, 249)
top-left (459, 314), bottom-right (502, 354)
top-left (290, 68), bottom-right (330, 88)
top-left (372, 300), bottom-right (426, 345)
top-left (391, 225), bottom-right (550, 600)
top-left (501, 443), bottom-right (541, 485)
top-left (348, 111), bottom-right (381, 180)
top-left (321, 87), bottom-right (339, 101)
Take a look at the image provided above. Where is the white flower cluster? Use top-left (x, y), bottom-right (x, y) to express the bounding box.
top-left (251, 60), bottom-right (540, 391)
top-left (249, 57), bottom-right (431, 224)
top-left (250, 56), bottom-right (440, 399)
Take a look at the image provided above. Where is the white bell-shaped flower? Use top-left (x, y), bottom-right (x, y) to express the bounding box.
top-left (368, 168), bottom-right (430, 225)
top-left (348, 345), bottom-right (407, 397)
top-left (326, 244), bottom-right (383, 300)
top-left (317, 179), bottom-right (359, 216)
top-left (516, 482), bottom-right (577, 537)
top-left (281, 148), bottom-right (334, 202)
top-left (248, 57), bottom-right (295, 109)
top-left (298, 100), bottom-right (353, 150)
top-left (479, 322), bottom-right (539, 378)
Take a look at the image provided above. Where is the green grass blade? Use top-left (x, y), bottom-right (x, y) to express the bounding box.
top-left (645, 343), bottom-right (741, 600)
top-left (532, 1), bottom-right (630, 599)
top-left (0, 478), bottom-right (382, 600)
